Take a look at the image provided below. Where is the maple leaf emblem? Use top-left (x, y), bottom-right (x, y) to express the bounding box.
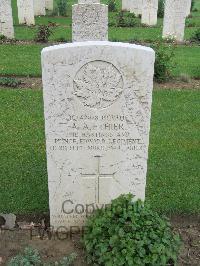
top-left (74, 61), bottom-right (123, 109)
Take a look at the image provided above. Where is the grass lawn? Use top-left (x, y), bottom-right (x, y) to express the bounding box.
top-left (0, 89), bottom-right (199, 214)
top-left (0, 0), bottom-right (198, 78)
top-left (0, 44), bottom-right (44, 77)
top-left (0, 44), bottom-right (199, 78)
top-left (10, 0), bottom-right (200, 42)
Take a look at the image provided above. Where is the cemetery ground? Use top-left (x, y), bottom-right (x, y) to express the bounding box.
top-left (0, 0), bottom-right (200, 265)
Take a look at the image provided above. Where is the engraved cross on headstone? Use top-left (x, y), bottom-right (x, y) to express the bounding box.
top-left (81, 156), bottom-right (115, 204)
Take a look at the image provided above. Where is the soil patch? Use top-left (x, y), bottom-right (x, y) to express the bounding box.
top-left (154, 79), bottom-right (200, 90)
top-left (0, 214), bottom-right (199, 265)
top-left (0, 77), bottom-right (42, 90)
top-left (0, 77), bottom-right (200, 90)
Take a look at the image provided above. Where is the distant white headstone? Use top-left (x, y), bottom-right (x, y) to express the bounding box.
top-left (34, 0), bottom-right (46, 16)
top-left (0, 0), bottom-right (14, 38)
top-left (142, 0), bottom-right (158, 26)
top-left (122, 0), bottom-right (131, 11)
top-left (17, 0), bottom-right (35, 25)
top-left (130, 0), bottom-right (143, 16)
top-left (163, 0), bottom-right (187, 41)
top-left (45, 0), bottom-right (53, 11)
top-left (186, 0), bottom-right (192, 17)
top-left (72, 1), bottom-right (108, 42)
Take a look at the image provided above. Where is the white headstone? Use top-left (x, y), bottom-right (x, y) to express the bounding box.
top-left (0, 0), bottom-right (14, 38)
top-left (72, 1), bottom-right (108, 42)
top-left (122, 0), bottom-right (131, 11)
top-left (17, 0), bottom-right (35, 25)
top-left (142, 0), bottom-right (158, 26)
top-left (130, 0), bottom-right (143, 16)
top-left (42, 41), bottom-right (155, 229)
top-left (42, 0), bottom-right (155, 229)
top-left (45, 0), bottom-right (53, 11)
top-left (34, 0), bottom-right (46, 16)
top-left (163, 0), bottom-right (187, 41)
top-left (186, 0), bottom-right (192, 17)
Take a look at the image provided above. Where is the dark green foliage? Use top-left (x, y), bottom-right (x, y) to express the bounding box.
top-left (152, 41), bottom-right (175, 82)
top-left (186, 20), bottom-right (196, 27)
top-left (157, 0), bottom-right (165, 18)
top-left (8, 247), bottom-right (77, 266)
top-left (191, 0), bottom-right (195, 11)
top-left (57, 0), bottom-right (67, 16)
top-left (117, 11), bottom-right (126, 27)
top-left (108, 0), bottom-right (117, 12)
top-left (0, 34), bottom-right (7, 40)
top-left (34, 25), bottom-right (53, 42)
top-left (190, 28), bottom-right (200, 43)
top-left (0, 77), bottom-right (21, 88)
top-left (117, 11), bottom-right (137, 27)
top-left (50, 6), bottom-right (59, 16)
top-left (83, 194), bottom-right (181, 266)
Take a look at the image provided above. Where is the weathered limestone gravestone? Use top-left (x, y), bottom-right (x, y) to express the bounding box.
top-left (42, 0), bottom-right (155, 229)
top-left (142, 0), bottom-right (158, 26)
top-left (163, 0), bottom-right (187, 41)
top-left (130, 0), bottom-right (142, 16)
top-left (122, 0), bottom-right (131, 11)
top-left (17, 0), bottom-right (35, 25)
top-left (72, 0), bottom-right (108, 41)
top-left (45, 0), bottom-right (53, 11)
top-left (0, 0), bottom-right (14, 38)
top-left (34, 0), bottom-right (46, 16)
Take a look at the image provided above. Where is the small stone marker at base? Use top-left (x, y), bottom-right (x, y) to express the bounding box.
top-left (72, 1), bottom-right (108, 41)
top-left (42, 42), bottom-right (155, 228)
top-left (0, 0), bottom-right (14, 38)
top-left (142, 0), bottom-right (158, 26)
top-left (0, 213), bottom-right (16, 229)
top-left (34, 0), bottom-right (46, 16)
top-left (17, 0), bottom-right (35, 25)
top-left (163, 0), bottom-right (187, 41)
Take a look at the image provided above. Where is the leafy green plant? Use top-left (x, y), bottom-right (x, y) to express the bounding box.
top-left (57, 0), bottom-right (67, 16)
top-left (56, 253), bottom-right (77, 266)
top-left (8, 247), bottom-right (77, 266)
top-left (0, 34), bottom-right (7, 41)
top-left (108, 0), bottom-right (117, 12)
top-left (152, 41), bottom-right (175, 82)
top-left (83, 194), bottom-right (181, 266)
top-left (0, 77), bottom-right (21, 88)
top-left (34, 25), bottom-right (53, 43)
top-left (8, 247), bottom-right (41, 266)
top-left (157, 0), bottom-right (165, 18)
top-left (190, 28), bottom-right (200, 43)
top-left (117, 11), bottom-right (137, 27)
